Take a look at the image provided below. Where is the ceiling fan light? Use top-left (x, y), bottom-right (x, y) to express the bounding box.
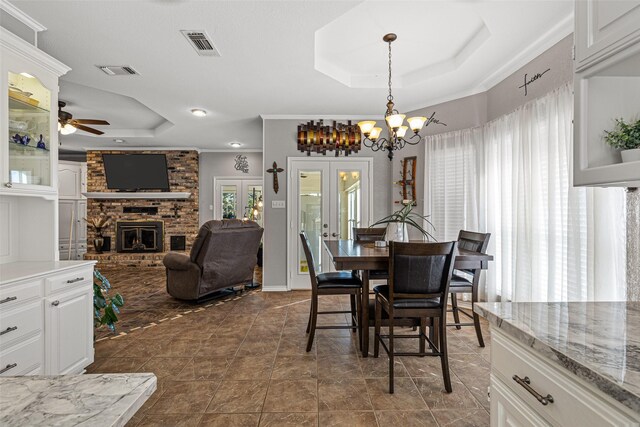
top-left (396, 125), bottom-right (409, 138)
top-left (60, 123), bottom-right (77, 135)
top-left (385, 114), bottom-right (405, 130)
top-left (369, 127), bottom-right (382, 141)
top-left (408, 116), bottom-right (427, 133)
top-left (357, 120), bottom-right (376, 136)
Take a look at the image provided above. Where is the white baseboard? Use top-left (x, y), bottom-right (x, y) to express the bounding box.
top-left (261, 285), bottom-right (289, 292)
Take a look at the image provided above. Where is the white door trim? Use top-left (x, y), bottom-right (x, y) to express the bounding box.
top-left (286, 157), bottom-right (374, 291)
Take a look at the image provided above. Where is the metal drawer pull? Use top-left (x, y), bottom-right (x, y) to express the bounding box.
top-left (513, 375), bottom-right (554, 406)
top-left (0, 326), bottom-right (17, 336)
top-left (51, 300), bottom-right (60, 306)
top-left (66, 277), bottom-right (85, 284)
top-left (0, 296), bottom-right (17, 305)
top-left (0, 363), bottom-right (17, 374)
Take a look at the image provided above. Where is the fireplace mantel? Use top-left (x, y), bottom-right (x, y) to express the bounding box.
top-left (82, 192), bottom-right (191, 200)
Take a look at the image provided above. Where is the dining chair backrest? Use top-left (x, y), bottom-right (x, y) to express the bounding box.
top-left (388, 241), bottom-right (458, 307)
top-left (353, 227), bottom-right (386, 242)
top-left (300, 232), bottom-right (318, 290)
top-left (457, 230), bottom-right (491, 274)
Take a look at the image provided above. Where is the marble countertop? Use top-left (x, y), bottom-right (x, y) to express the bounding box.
top-left (475, 302), bottom-right (640, 413)
top-left (0, 261), bottom-right (97, 285)
top-left (0, 373), bottom-right (156, 426)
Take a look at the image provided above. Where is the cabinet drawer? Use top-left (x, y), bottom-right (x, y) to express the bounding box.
top-left (492, 330), bottom-right (638, 426)
top-left (0, 280), bottom-right (42, 311)
top-left (45, 268), bottom-right (93, 294)
top-left (0, 301), bottom-right (42, 348)
top-left (0, 335), bottom-right (43, 376)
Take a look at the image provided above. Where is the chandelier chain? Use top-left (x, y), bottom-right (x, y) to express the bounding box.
top-left (387, 40), bottom-right (393, 103)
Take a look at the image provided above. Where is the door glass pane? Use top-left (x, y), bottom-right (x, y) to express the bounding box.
top-left (245, 185), bottom-right (263, 226)
top-left (221, 185), bottom-right (238, 219)
top-left (338, 171), bottom-right (361, 240)
top-left (8, 71), bottom-right (52, 186)
top-left (299, 171), bottom-right (322, 273)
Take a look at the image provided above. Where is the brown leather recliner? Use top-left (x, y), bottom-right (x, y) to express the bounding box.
top-left (163, 220), bottom-right (263, 300)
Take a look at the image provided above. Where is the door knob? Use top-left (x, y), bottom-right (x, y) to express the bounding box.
top-left (332, 233), bottom-right (340, 237)
top-left (322, 232), bottom-right (329, 237)
top-left (51, 300), bottom-right (60, 306)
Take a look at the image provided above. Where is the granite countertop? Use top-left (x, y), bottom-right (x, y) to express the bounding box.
top-left (0, 261), bottom-right (97, 285)
top-left (0, 373), bottom-right (156, 426)
top-left (475, 301), bottom-right (640, 413)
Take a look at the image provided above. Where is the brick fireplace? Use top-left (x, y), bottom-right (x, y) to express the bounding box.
top-left (84, 150), bottom-right (199, 269)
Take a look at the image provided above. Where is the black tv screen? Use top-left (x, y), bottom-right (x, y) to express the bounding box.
top-left (102, 154), bottom-right (170, 191)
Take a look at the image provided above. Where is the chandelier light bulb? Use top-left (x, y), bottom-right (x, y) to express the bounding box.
top-left (57, 122), bottom-right (62, 131)
top-left (385, 114), bottom-right (405, 130)
top-left (369, 127), bottom-right (382, 141)
top-left (357, 121), bottom-right (376, 136)
top-left (396, 125), bottom-right (409, 138)
top-left (408, 116), bottom-right (427, 133)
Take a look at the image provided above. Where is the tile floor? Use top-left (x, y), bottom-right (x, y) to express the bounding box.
top-left (90, 268), bottom-right (491, 426)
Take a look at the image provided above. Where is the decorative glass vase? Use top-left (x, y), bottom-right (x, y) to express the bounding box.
top-left (385, 222), bottom-right (409, 242)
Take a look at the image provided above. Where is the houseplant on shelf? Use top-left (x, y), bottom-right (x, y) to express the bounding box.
top-left (604, 117), bottom-right (640, 163)
top-left (84, 216), bottom-right (110, 253)
top-left (93, 269), bottom-right (124, 335)
top-left (371, 202), bottom-right (436, 242)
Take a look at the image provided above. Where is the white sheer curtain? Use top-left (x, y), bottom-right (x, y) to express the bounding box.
top-left (424, 128), bottom-right (483, 242)
top-left (424, 83), bottom-right (626, 302)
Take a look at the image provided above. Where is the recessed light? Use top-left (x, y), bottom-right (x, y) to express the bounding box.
top-left (113, 138), bottom-right (126, 143)
top-left (229, 142), bottom-right (242, 148)
top-left (20, 72), bottom-right (35, 78)
top-left (191, 108), bottom-right (207, 117)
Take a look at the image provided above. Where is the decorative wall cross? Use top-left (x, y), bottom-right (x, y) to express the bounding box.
top-left (266, 161), bottom-right (284, 194)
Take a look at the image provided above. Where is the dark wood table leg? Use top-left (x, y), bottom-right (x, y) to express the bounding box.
top-left (361, 269), bottom-right (370, 357)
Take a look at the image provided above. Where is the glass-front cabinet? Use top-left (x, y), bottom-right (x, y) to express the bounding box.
top-left (1, 30), bottom-right (69, 198)
top-left (8, 71), bottom-right (52, 187)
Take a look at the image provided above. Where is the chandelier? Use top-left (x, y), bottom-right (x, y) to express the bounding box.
top-left (297, 120), bottom-right (361, 156)
top-left (358, 33), bottom-right (431, 161)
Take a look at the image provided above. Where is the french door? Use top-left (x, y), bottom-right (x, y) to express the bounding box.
top-left (213, 178), bottom-right (263, 226)
top-left (287, 158), bottom-right (372, 290)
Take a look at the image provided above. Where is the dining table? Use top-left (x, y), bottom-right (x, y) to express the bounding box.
top-left (323, 239), bottom-right (494, 357)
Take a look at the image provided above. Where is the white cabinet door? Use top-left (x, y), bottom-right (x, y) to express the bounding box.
top-left (575, 0), bottom-right (640, 71)
top-left (58, 200), bottom-right (75, 248)
top-left (490, 375), bottom-right (551, 427)
top-left (76, 200), bottom-right (87, 242)
top-left (58, 163), bottom-right (81, 199)
top-left (45, 287), bottom-right (93, 374)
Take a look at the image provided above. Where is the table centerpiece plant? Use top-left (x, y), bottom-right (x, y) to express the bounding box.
top-left (604, 117), bottom-right (640, 163)
top-left (371, 202), bottom-right (436, 242)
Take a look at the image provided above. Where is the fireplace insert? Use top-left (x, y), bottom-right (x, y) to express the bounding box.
top-left (116, 221), bottom-right (164, 253)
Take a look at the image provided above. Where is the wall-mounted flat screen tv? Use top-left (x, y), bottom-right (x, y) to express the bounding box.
top-left (102, 154), bottom-right (170, 191)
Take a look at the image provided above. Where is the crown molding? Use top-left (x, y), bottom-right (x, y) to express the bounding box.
top-left (0, 0), bottom-right (46, 33)
top-left (199, 148), bottom-right (263, 153)
top-left (0, 27), bottom-right (70, 76)
top-left (82, 146), bottom-right (202, 153)
top-left (260, 114), bottom-right (384, 121)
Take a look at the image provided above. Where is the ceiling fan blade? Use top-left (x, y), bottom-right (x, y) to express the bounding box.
top-left (73, 124), bottom-right (104, 135)
top-left (72, 119), bottom-right (110, 125)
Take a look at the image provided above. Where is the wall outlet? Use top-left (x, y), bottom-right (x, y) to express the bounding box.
top-left (272, 200), bottom-right (285, 209)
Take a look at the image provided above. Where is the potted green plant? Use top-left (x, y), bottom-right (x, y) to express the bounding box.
top-left (371, 202), bottom-right (436, 242)
top-left (604, 118), bottom-right (640, 163)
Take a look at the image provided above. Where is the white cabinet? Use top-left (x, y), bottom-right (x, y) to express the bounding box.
top-left (59, 168), bottom-right (88, 261)
top-left (575, 0), bottom-right (640, 72)
top-left (488, 329), bottom-right (639, 426)
top-left (0, 262), bottom-right (95, 376)
top-left (58, 161), bottom-right (85, 199)
top-left (573, 0), bottom-right (640, 187)
top-left (45, 286), bottom-right (93, 375)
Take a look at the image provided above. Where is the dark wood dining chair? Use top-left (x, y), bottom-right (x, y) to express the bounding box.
top-left (374, 241), bottom-right (458, 393)
top-left (449, 230), bottom-right (491, 347)
top-left (353, 227), bottom-right (389, 281)
top-left (300, 232), bottom-right (362, 352)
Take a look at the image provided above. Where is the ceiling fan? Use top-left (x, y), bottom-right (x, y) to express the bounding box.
top-left (58, 101), bottom-right (110, 135)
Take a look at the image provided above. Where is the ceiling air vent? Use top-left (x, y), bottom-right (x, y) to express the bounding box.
top-left (180, 30), bottom-right (221, 57)
top-left (96, 65), bottom-right (140, 76)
